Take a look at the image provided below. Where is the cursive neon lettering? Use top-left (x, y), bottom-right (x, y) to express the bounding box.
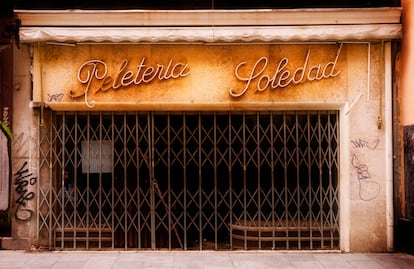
top-left (100, 76), bottom-right (113, 92)
top-left (323, 48), bottom-right (341, 78)
top-left (156, 64), bottom-right (168, 80)
top-left (112, 59), bottom-right (128, 89)
top-left (229, 57), bottom-right (268, 98)
top-left (121, 70), bottom-right (134, 86)
top-left (172, 62), bottom-right (191, 78)
top-left (142, 66), bottom-right (155, 83)
top-left (134, 58), bottom-right (147, 84)
top-left (271, 58), bottom-right (289, 88)
top-left (307, 65), bottom-right (319, 81)
top-left (161, 60), bottom-right (174, 80)
top-left (73, 58), bottom-right (191, 107)
top-left (257, 74), bottom-right (271, 92)
top-left (73, 59), bottom-right (107, 107)
top-left (230, 44), bottom-right (342, 98)
top-left (292, 50), bottom-right (310, 84)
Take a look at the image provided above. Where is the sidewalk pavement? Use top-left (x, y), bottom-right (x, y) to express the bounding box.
top-left (0, 250), bottom-right (413, 269)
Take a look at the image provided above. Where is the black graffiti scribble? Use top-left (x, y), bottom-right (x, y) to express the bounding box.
top-left (14, 161), bottom-right (37, 221)
top-left (351, 154), bottom-right (380, 201)
top-left (351, 138), bottom-right (379, 150)
top-left (47, 93), bottom-right (64, 102)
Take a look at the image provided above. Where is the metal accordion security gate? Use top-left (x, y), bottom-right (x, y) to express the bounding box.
top-left (38, 110), bottom-right (339, 250)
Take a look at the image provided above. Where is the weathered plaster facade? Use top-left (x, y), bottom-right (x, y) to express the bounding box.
top-left (3, 8), bottom-right (401, 252)
top-left (2, 44), bottom-right (38, 249)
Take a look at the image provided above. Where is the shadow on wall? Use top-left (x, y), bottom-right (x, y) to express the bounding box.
top-left (398, 126), bottom-right (414, 254)
top-left (396, 218), bottom-right (414, 254)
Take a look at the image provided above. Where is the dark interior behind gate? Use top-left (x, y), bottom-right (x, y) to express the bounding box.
top-left (38, 111), bottom-right (339, 250)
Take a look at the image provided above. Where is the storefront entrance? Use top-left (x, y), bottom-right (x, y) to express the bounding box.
top-left (38, 110), bottom-right (339, 250)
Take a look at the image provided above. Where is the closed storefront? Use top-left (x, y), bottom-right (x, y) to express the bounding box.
top-left (6, 8), bottom-right (401, 251)
top-left (38, 110), bottom-right (339, 250)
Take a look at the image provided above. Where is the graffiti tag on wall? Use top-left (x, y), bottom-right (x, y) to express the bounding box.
top-left (351, 137), bottom-right (380, 201)
top-left (14, 161), bottom-right (37, 221)
top-left (47, 92), bottom-right (64, 102)
top-left (351, 138), bottom-right (379, 150)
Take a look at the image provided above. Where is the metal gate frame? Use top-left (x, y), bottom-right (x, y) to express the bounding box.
top-left (38, 110), bottom-right (339, 250)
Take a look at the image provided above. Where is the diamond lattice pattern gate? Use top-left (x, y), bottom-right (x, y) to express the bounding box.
top-left (38, 111), bottom-right (339, 250)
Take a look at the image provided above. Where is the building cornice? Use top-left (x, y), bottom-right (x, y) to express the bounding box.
top-left (15, 8), bottom-right (401, 26)
top-left (15, 8), bottom-right (402, 43)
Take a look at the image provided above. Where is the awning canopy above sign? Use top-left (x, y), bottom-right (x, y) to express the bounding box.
top-left (19, 25), bottom-right (401, 43)
top-left (16, 8), bottom-right (401, 43)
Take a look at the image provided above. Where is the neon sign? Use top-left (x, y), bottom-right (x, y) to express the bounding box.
top-left (70, 46), bottom-right (343, 107)
top-left (72, 58), bottom-right (190, 108)
top-left (229, 45), bottom-right (342, 98)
